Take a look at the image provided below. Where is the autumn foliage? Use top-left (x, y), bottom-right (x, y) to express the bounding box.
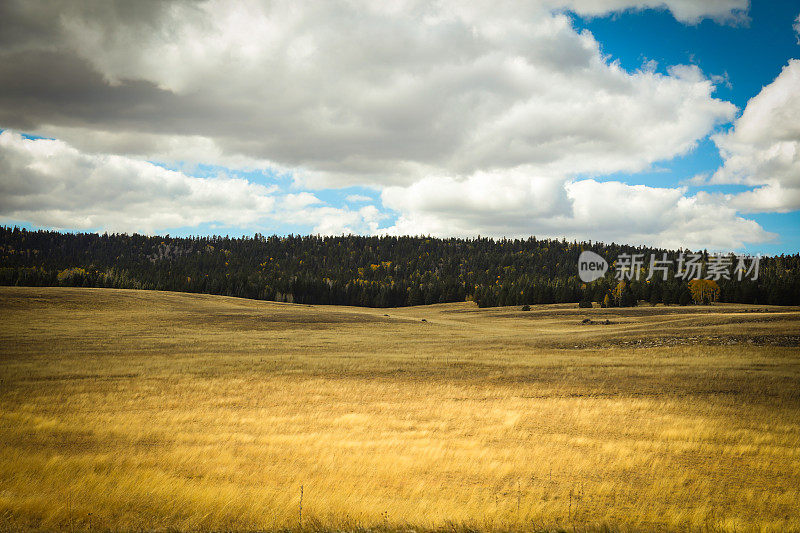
top-left (688, 279), bottom-right (720, 304)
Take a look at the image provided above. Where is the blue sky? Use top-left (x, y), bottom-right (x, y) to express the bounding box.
top-left (0, 1), bottom-right (798, 254)
top-left (570, 1), bottom-right (800, 254)
top-left (572, 2), bottom-right (799, 110)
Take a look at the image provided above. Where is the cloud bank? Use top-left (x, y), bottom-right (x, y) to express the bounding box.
top-left (0, 0), bottom-right (788, 251)
top-left (0, 131), bottom-right (381, 235)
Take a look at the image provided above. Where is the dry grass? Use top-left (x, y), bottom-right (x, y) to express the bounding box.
top-left (1, 286), bottom-right (799, 532)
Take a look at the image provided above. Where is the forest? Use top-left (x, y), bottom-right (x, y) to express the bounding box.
top-left (1, 226), bottom-right (799, 307)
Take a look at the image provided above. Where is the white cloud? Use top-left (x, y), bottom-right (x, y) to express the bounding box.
top-left (681, 173), bottom-right (710, 186)
top-left (564, 180), bottom-right (771, 249)
top-left (1, 1), bottom-right (735, 188)
top-left (285, 205), bottom-right (387, 235)
top-left (382, 167), bottom-right (569, 236)
top-left (382, 173), bottom-right (773, 250)
top-left (19, 124), bottom-right (759, 245)
top-left (345, 194), bottom-right (372, 203)
top-left (0, 130), bottom-right (381, 235)
top-left (282, 192), bottom-right (323, 210)
top-left (0, 130), bottom-right (277, 232)
top-left (712, 60), bottom-right (800, 213)
top-left (794, 13), bottom-right (800, 44)
top-left (557, 0), bottom-right (749, 24)
top-left (0, 0), bottom-right (772, 249)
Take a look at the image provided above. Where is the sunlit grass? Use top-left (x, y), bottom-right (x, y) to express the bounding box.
top-left (1, 287), bottom-right (799, 532)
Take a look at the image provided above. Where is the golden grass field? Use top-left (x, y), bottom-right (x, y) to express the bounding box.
top-left (1, 286), bottom-right (799, 532)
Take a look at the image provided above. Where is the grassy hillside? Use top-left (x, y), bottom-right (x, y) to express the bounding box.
top-left (1, 287), bottom-right (799, 531)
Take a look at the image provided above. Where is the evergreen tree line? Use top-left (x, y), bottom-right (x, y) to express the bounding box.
top-left (1, 226), bottom-right (799, 307)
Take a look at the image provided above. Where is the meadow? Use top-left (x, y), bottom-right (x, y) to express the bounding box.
top-left (1, 286), bottom-right (799, 532)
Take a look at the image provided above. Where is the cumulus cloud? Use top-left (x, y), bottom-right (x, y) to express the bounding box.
top-left (712, 60), bottom-right (800, 213)
top-left (0, 0), bottom-right (736, 188)
top-left (289, 205), bottom-right (387, 235)
top-left (0, 0), bottom-right (773, 249)
top-left (0, 130), bottom-right (378, 235)
top-left (0, 130), bottom-right (277, 232)
top-left (382, 172), bottom-right (772, 249)
top-left (563, 180), bottom-right (771, 249)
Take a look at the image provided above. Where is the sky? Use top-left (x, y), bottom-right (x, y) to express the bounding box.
top-left (0, 0), bottom-right (798, 254)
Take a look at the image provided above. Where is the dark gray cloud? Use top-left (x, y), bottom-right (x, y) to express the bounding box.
top-left (0, 50), bottom-right (175, 131)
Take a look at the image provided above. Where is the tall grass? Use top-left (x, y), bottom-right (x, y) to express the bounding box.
top-left (1, 287), bottom-right (799, 531)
